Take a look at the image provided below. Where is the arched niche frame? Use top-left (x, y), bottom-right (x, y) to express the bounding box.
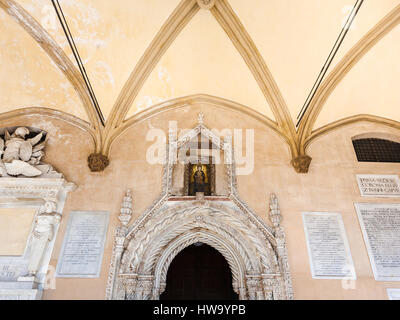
top-left (106, 115), bottom-right (293, 300)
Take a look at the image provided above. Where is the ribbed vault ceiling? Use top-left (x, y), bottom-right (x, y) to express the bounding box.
top-left (1, 0), bottom-right (400, 169)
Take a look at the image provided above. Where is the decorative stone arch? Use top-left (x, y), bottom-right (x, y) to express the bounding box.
top-left (109, 198), bottom-right (292, 300)
top-left (105, 114), bottom-right (293, 300)
top-left (141, 216), bottom-right (258, 275)
top-left (351, 132), bottom-right (400, 144)
top-left (153, 229), bottom-right (247, 299)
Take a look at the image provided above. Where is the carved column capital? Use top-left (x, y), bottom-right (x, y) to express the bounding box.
top-left (246, 275), bottom-right (262, 300)
top-left (269, 193), bottom-right (281, 228)
top-left (291, 155), bottom-right (312, 173)
top-left (119, 189), bottom-right (133, 226)
top-left (262, 275), bottom-right (276, 300)
top-left (136, 275), bottom-right (154, 300)
top-left (121, 275), bottom-right (137, 300)
top-left (238, 287), bottom-right (247, 300)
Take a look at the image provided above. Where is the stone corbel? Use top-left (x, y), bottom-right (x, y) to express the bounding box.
top-left (291, 155), bottom-right (312, 173)
top-left (87, 153), bottom-right (109, 172)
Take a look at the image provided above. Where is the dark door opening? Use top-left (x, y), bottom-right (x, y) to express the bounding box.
top-left (160, 243), bottom-right (238, 300)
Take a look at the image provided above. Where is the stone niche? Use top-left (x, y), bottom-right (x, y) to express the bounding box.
top-left (170, 116), bottom-right (228, 197)
top-left (0, 126), bottom-right (75, 300)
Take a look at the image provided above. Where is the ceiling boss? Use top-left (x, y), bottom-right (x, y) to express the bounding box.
top-left (196, 0), bottom-right (217, 10)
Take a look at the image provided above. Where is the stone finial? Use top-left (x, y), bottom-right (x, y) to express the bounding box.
top-left (197, 0), bottom-right (216, 9)
top-left (197, 112), bottom-right (204, 125)
top-left (269, 193), bottom-right (281, 228)
top-left (168, 120), bottom-right (177, 143)
top-left (88, 153), bottom-right (109, 172)
top-left (119, 189), bottom-right (133, 226)
top-left (223, 135), bottom-right (233, 165)
top-left (291, 155), bottom-right (312, 173)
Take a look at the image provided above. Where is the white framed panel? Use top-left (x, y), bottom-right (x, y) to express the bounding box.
top-left (56, 211), bottom-right (109, 278)
top-left (355, 203), bottom-right (400, 281)
top-left (356, 174), bottom-right (400, 197)
top-left (302, 212), bottom-right (356, 279)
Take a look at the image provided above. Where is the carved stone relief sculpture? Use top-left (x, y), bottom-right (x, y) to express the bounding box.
top-left (0, 126), bottom-right (75, 300)
top-left (27, 202), bottom-right (61, 276)
top-left (0, 127), bottom-right (60, 178)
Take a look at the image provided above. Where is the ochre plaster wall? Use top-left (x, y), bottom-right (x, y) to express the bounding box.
top-left (1, 106), bottom-right (400, 300)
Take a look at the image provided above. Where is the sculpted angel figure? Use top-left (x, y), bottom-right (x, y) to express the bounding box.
top-left (3, 127), bottom-right (44, 163)
top-left (0, 127), bottom-right (49, 177)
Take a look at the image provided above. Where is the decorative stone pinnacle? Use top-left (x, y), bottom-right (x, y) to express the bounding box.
top-left (168, 126), bottom-right (177, 142)
top-left (119, 189), bottom-right (133, 226)
top-left (197, 112), bottom-right (204, 125)
top-left (269, 193), bottom-right (281, 228)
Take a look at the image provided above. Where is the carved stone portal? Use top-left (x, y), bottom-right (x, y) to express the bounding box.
top-left (106, 115), bottom-right (293, 300)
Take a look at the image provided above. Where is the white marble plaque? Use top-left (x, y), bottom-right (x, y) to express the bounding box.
top-left (356, 174), bottom-right (400, 197)
top-left (56, 211), bottom-right (109, 278)
top-left (302, 212), bottom-right (356, 279)
top-left (387, 288), bottom-right (400, 300)
top-left (355, 203), bottom-right (400, 281)
top-left (0, 289), bottom-right (41, 300)
top-left (0, 265), bottom-right (18, 281)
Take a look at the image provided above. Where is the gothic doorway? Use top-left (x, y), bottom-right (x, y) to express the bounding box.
top-left (160, 243), bottom-right (238, 300)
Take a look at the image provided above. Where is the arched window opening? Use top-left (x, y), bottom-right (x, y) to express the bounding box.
top-left (352, 138), bottom-right (400, 162)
